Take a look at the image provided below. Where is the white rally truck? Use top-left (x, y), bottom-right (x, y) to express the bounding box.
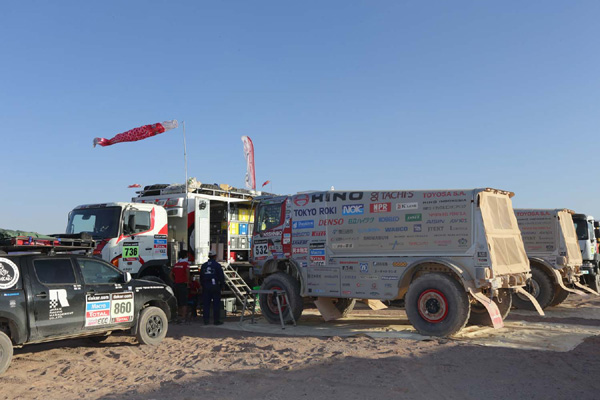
top-left (513, 209), bottom-right (598, 310)
top-left (66, 182), bottom-right (257, 283)
top-left (572, 213), bottom-right (600, 292)
top-left (250, 188), bottom-right (542, 337)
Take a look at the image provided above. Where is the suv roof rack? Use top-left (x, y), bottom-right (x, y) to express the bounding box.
top-left (0, 236), bottom-right (96, 255)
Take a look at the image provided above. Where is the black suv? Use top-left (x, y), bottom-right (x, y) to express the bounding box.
top-left (0, 243), bottom-right (177, 375)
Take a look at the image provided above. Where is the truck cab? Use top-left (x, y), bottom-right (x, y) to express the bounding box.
top-left (572, 213), bottom-right (600, 291)
top-left (66, 202), bottom-right (171, 282)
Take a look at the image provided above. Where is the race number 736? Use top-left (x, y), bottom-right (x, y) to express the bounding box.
top-left (123, 245), bottom-right (139, 257)
top-left (254, 243), bottom-right (269, 256)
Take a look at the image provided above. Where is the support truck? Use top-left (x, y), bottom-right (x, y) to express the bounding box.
top-left (513, 209), bottom-right (598, 310)
top-left (572, 213), bottom-right (600, 292)
top-left (250, 188), bottom-right (543, 337)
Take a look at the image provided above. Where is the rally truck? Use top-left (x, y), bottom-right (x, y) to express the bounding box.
top-left (66, 181), bottom-right (257, 283)
top-left (572, 213), bottom-right (600, 292)
top-left (513, 209), bottom-right (598, 310)
top-left (249, 188), bottom-right (542, 337)
top-left (0, 237), bottom-right (177, 375)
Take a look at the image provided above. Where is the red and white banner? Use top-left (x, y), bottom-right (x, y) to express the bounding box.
top-left (241, 136), bottom-right (256, 190)
top-left (262, 180), bottom-right (270, 188)
top-left (128, 184), bottom-right (141, 188)
top-left (94, 120), bottom-right (178, 147)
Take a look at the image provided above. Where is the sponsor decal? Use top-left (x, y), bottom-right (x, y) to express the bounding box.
top-left (312, 231), bottom-right (326, 236)
top-left (310, 192), bottom-right (364, 203)
top-left (426, 219), bottom-right (445, 224)
top-left (370, 192), bottom-right (414, 201)
top-left (331, 243), bottom-right (354, 249)
top-left (405, 214), bottom-right (422, 222)
top-left (293, 247), bottom-right (308, 254)
top-left (292, 220), bottom-right (315, 229)
top-left (428, 226), bottom-right (444, 232)
top-left (342, 290), bottom-right (352, 295)
top-left (423, 191), bottom-right (467, 198)
top-left (360, 263), bottom-right (369, 273)
top-left (370, 203), bottom-right (392, 213)
top-left (294, 194), bottom-right (310, 207)
top-left (49, 289), bottom-right (73, 320)
top-left (342, 204), bottom-right (364, 215)
top-left (393, 261), bottom-right (408, 267)
top-left (292, 239), bottom-right (309, 245)
top-left (294, 231), bottom-right (311, 237)
top-left (333, 228), bottom-right (354, 234)
top-left (373, 262), bottom-right (389, 266)
top-left (348, 217), bottom-right (375, 224)
top-left (379, 216), bottom-right (400, 223)
top-left (477, 252), bottom-right (488, 257)
top-left (381, 276), bottom-right (400, 281)
top-left (385, 227), bottom-right (408, 232)
top-left (449, 218), bottom-right (468, 223)
top-left (396, 202), bottom-right (418, 211)
top-left (515, 211), bottom-right (552, 217)
top-left (358, 228), bottom-right (380, 233)
top-left (293, 207), bottom-right (338, 217)
top-left (342, 265), bottom-right (354, 270)
top-left (413, 224), bottom-right (422, 232)
top-left (0, 258), bottom-right (20, 290)
top-left (458, 238), bottom-right (468, 246)
top-left (318, 219), bottom-right (344, 226)
top-left (122, 241), bottom-right (139, 261)
top-left (310, 249), bottom-right (326, 256)
top-left (363, 235), bottom-right (389, 241)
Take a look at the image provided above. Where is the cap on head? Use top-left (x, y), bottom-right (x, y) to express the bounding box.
top-left (208, 250), bottom-right (217, 257)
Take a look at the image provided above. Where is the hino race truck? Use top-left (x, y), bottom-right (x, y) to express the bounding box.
top-left (249, 188), bottom-right (543, 337)
top-left (513, 209), bottom-right (599, 310)
top-left (572, 213), bottom-right (600, 292)
top-left (66, 182), bottom-right (257, 284)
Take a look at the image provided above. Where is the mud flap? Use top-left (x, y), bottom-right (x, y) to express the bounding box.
top-left (314, 298), bottom-right (343, 321)
top-left (361, 299), bottom-right (388, 311)
top-left (573, 280), bottom-right (600, 296)
top-left (549, 268), bottom-right (588, 296)
top-left (467, 288), bottom-right (504, 329)
top-left (514, 287), bottom-right (545, 316)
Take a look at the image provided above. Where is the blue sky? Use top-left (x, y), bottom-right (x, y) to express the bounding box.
top-left (1, 1), bottom-right (599, 233)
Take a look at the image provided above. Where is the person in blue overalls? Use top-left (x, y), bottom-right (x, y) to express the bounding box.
top-left (200, 250), bottom-right (226, 325)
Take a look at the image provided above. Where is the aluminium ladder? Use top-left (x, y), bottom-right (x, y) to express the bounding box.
top-left (221, 262), bottom-right (255, 309)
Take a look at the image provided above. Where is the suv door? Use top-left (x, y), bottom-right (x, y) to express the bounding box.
top-left (76, 258), bottom-right (136, 330)
top-left (27, 257), bottom-right (86, 339)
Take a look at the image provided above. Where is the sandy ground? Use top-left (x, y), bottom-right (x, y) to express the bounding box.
top-left (2, 296), bottom-right (600, 400)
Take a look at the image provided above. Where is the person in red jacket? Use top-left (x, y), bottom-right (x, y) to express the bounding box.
top-left (170, 250), bottom-right (190, 323)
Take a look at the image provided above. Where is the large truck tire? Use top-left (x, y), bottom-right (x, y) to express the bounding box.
top-left (585, 273), bottom-right (600, 293)
top-left (512, 266), bottom-right (555, 310)
top-left (0, 331), bottom-right (13, 375)
top-left (136, 306), bottom-right (168, 346)
top-left (333, 298), bottom-right (356, 317)
top-left (405, 273), bottom-right (470, 337)
top-left (548, 287), bottom-right (570, 307)
top-left (259, 272), bottom-right (303, 324)
top-left (468, 289), bottom-right (512, 326)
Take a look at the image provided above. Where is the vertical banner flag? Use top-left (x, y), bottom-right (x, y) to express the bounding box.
top-left (241, 136), bottom-right (256, 190)
top-left (94, 120), bottom-right (178, 147)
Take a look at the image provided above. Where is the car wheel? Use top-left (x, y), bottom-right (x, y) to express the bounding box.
top-left (0, 331), bottom-right (13, 375)
top-left (136, 306), bottom-right (168, 345)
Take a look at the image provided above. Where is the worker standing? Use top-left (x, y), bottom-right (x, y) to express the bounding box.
top-left (200, 250), bottom-right (225, 325)
top-left (170, 250), bottom-right (190, 324)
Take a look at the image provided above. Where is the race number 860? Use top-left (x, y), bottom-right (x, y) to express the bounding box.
top-left (113, 302), bottom-right (132, 315)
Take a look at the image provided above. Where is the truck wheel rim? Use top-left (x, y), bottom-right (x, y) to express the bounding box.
top-left (146, 315), bottom-right (164, 338)
top-left (418, 289), bottom-right (448, 323)
top-left (267, 286), bottom-right (287, 314)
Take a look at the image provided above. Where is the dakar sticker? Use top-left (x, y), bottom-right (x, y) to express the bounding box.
top-left (0, 258), bottom-right (19, 290)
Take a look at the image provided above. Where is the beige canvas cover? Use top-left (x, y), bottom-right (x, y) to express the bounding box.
top-left (557, 211), bottom-right (583, 266)
top-left (479, 190), bottom-right (530, 275)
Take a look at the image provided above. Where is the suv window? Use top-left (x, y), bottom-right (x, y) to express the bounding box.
top-left (78, 258), bottom-right (123, 284)
top-left (34, 259), bottom-right (77, 284)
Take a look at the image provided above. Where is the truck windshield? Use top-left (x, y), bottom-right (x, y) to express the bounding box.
top-left (66, 207), bottom-right (121, 240)
top-left (256, 203), bottom-right (282, 232)
top-left (572, 218), bottom-right (589, 240)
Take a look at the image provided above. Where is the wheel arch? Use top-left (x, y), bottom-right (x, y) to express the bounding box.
top-left (528, 257), bottom-right (560, 285)
top-left (0, 315), bottom-right (25, 345)
top-left (397, 258), bottom-right (471, 300)
top-left (138, 261), bottom-right (172, 283)
top-left (260, 259), bottom-right (305, 294)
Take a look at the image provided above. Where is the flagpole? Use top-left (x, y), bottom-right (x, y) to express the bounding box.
top-left (183, 121), bottom-right (189, 255)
